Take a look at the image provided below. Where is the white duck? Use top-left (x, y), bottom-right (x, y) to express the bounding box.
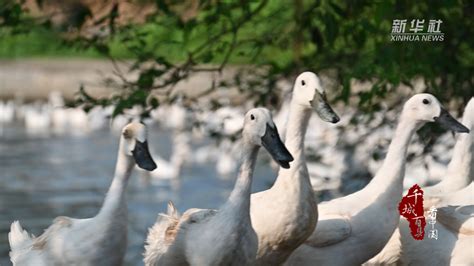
top-left (400, 113), bottom-right (473, 265)
top-left (400, 204), bottom-right (474, 265)
top-left (285, 93), bottom-right (469, 265)
top-left (250, 72), bottom-right (340, 265)
top-left (143, 108), bottom-right (294, 266)
top-left (424, 97), bottom-right (474, 196)
top-left (8, 122), bottom-right (157, 266)
top-left (368, 97), bottom-right (474, 265)
top-left (0, 100), bottom-right (15, 123)
top-left (23, 102), bottom-right (52, 134)
top-left (421, 97), bottom-right (473, 209)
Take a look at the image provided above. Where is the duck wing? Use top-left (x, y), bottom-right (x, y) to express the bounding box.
top-left (305, 214), bottom-right (352, 247)
top-left (9, 217), bottom-right (73, 265)
top-left (33, 216), bottom-right (73, 247)
top-left (179, 208), bottom-right (217, 226)
top-left (144, 202), bottom-right (217, 265)
top-left (437, 205), bottom-right (474, 235)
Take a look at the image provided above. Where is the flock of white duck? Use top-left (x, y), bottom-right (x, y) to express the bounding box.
top-left (3, 71), bottom-right (473, 265)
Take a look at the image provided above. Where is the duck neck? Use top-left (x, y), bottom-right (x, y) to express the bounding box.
top-left (273, 99), bottom-right (312, 187)
top-left (97, 138), bottom-right (134, 219)
top-left (225, 141), bottom-right (259, 217)
top-left (445, 117), bottom-right (473, 186)
top-left (366, 115), bottom-right (417, 199)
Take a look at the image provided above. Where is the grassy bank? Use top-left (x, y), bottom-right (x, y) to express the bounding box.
top-left (0, 27), bottom-right (130, 59)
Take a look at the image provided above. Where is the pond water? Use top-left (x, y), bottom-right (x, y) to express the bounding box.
top-left (0, 123), bottom-right (276, 265)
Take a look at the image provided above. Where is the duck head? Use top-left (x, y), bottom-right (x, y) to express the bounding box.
top-left (402, 93), bottom-right (470, 133)
top-left (293, 71), bottom-right (340, 123)
top-left (121, 122), bottom-right (157, 171)
top-left (243, 108), bottom-right (294, 168)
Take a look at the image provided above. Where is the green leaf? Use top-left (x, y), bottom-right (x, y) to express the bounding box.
top-left (150, 97), bottom-right (159, 108)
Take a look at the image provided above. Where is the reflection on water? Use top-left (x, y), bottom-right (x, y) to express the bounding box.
top-left (0, 123), bottom-right (276, 265)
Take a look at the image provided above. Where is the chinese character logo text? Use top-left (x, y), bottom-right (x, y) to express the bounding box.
top-left (399, 184), bottom-right (426, 240)
top-left (391, 19), bottom-right (444, 42)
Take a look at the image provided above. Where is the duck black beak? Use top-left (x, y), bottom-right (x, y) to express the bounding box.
top-left (261, 124), bottom-right (294, 169)
top-left (313, 92), bottom-right (340, 123)
top-left (132, 140), bottom-right (157, 171)
top-left (434, 108), bottom-right (470, 133)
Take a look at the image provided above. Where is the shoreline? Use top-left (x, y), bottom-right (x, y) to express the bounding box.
top-left (0, 59), bottom-right (243, 103)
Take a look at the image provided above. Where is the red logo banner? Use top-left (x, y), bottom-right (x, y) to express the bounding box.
top-left (398, 184), bottom-right (426, 240)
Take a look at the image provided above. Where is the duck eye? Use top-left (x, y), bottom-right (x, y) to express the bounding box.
top-left (301, 80), bottom-right (306, 86)
top-left (423, 99), bottom-right (430, 105)
top-left (250, 114), bottom-right (255, 120)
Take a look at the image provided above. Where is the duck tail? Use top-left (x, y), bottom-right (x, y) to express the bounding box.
top-left (9, 221), bottom-right (33, 263)
top-left (162, 201), bottom-right (180, 220)
top-left (144, 201), bottom-right (181, 266)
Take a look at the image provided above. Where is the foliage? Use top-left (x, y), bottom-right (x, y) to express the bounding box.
top-left (1, 0), bottom-right (473, 117)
